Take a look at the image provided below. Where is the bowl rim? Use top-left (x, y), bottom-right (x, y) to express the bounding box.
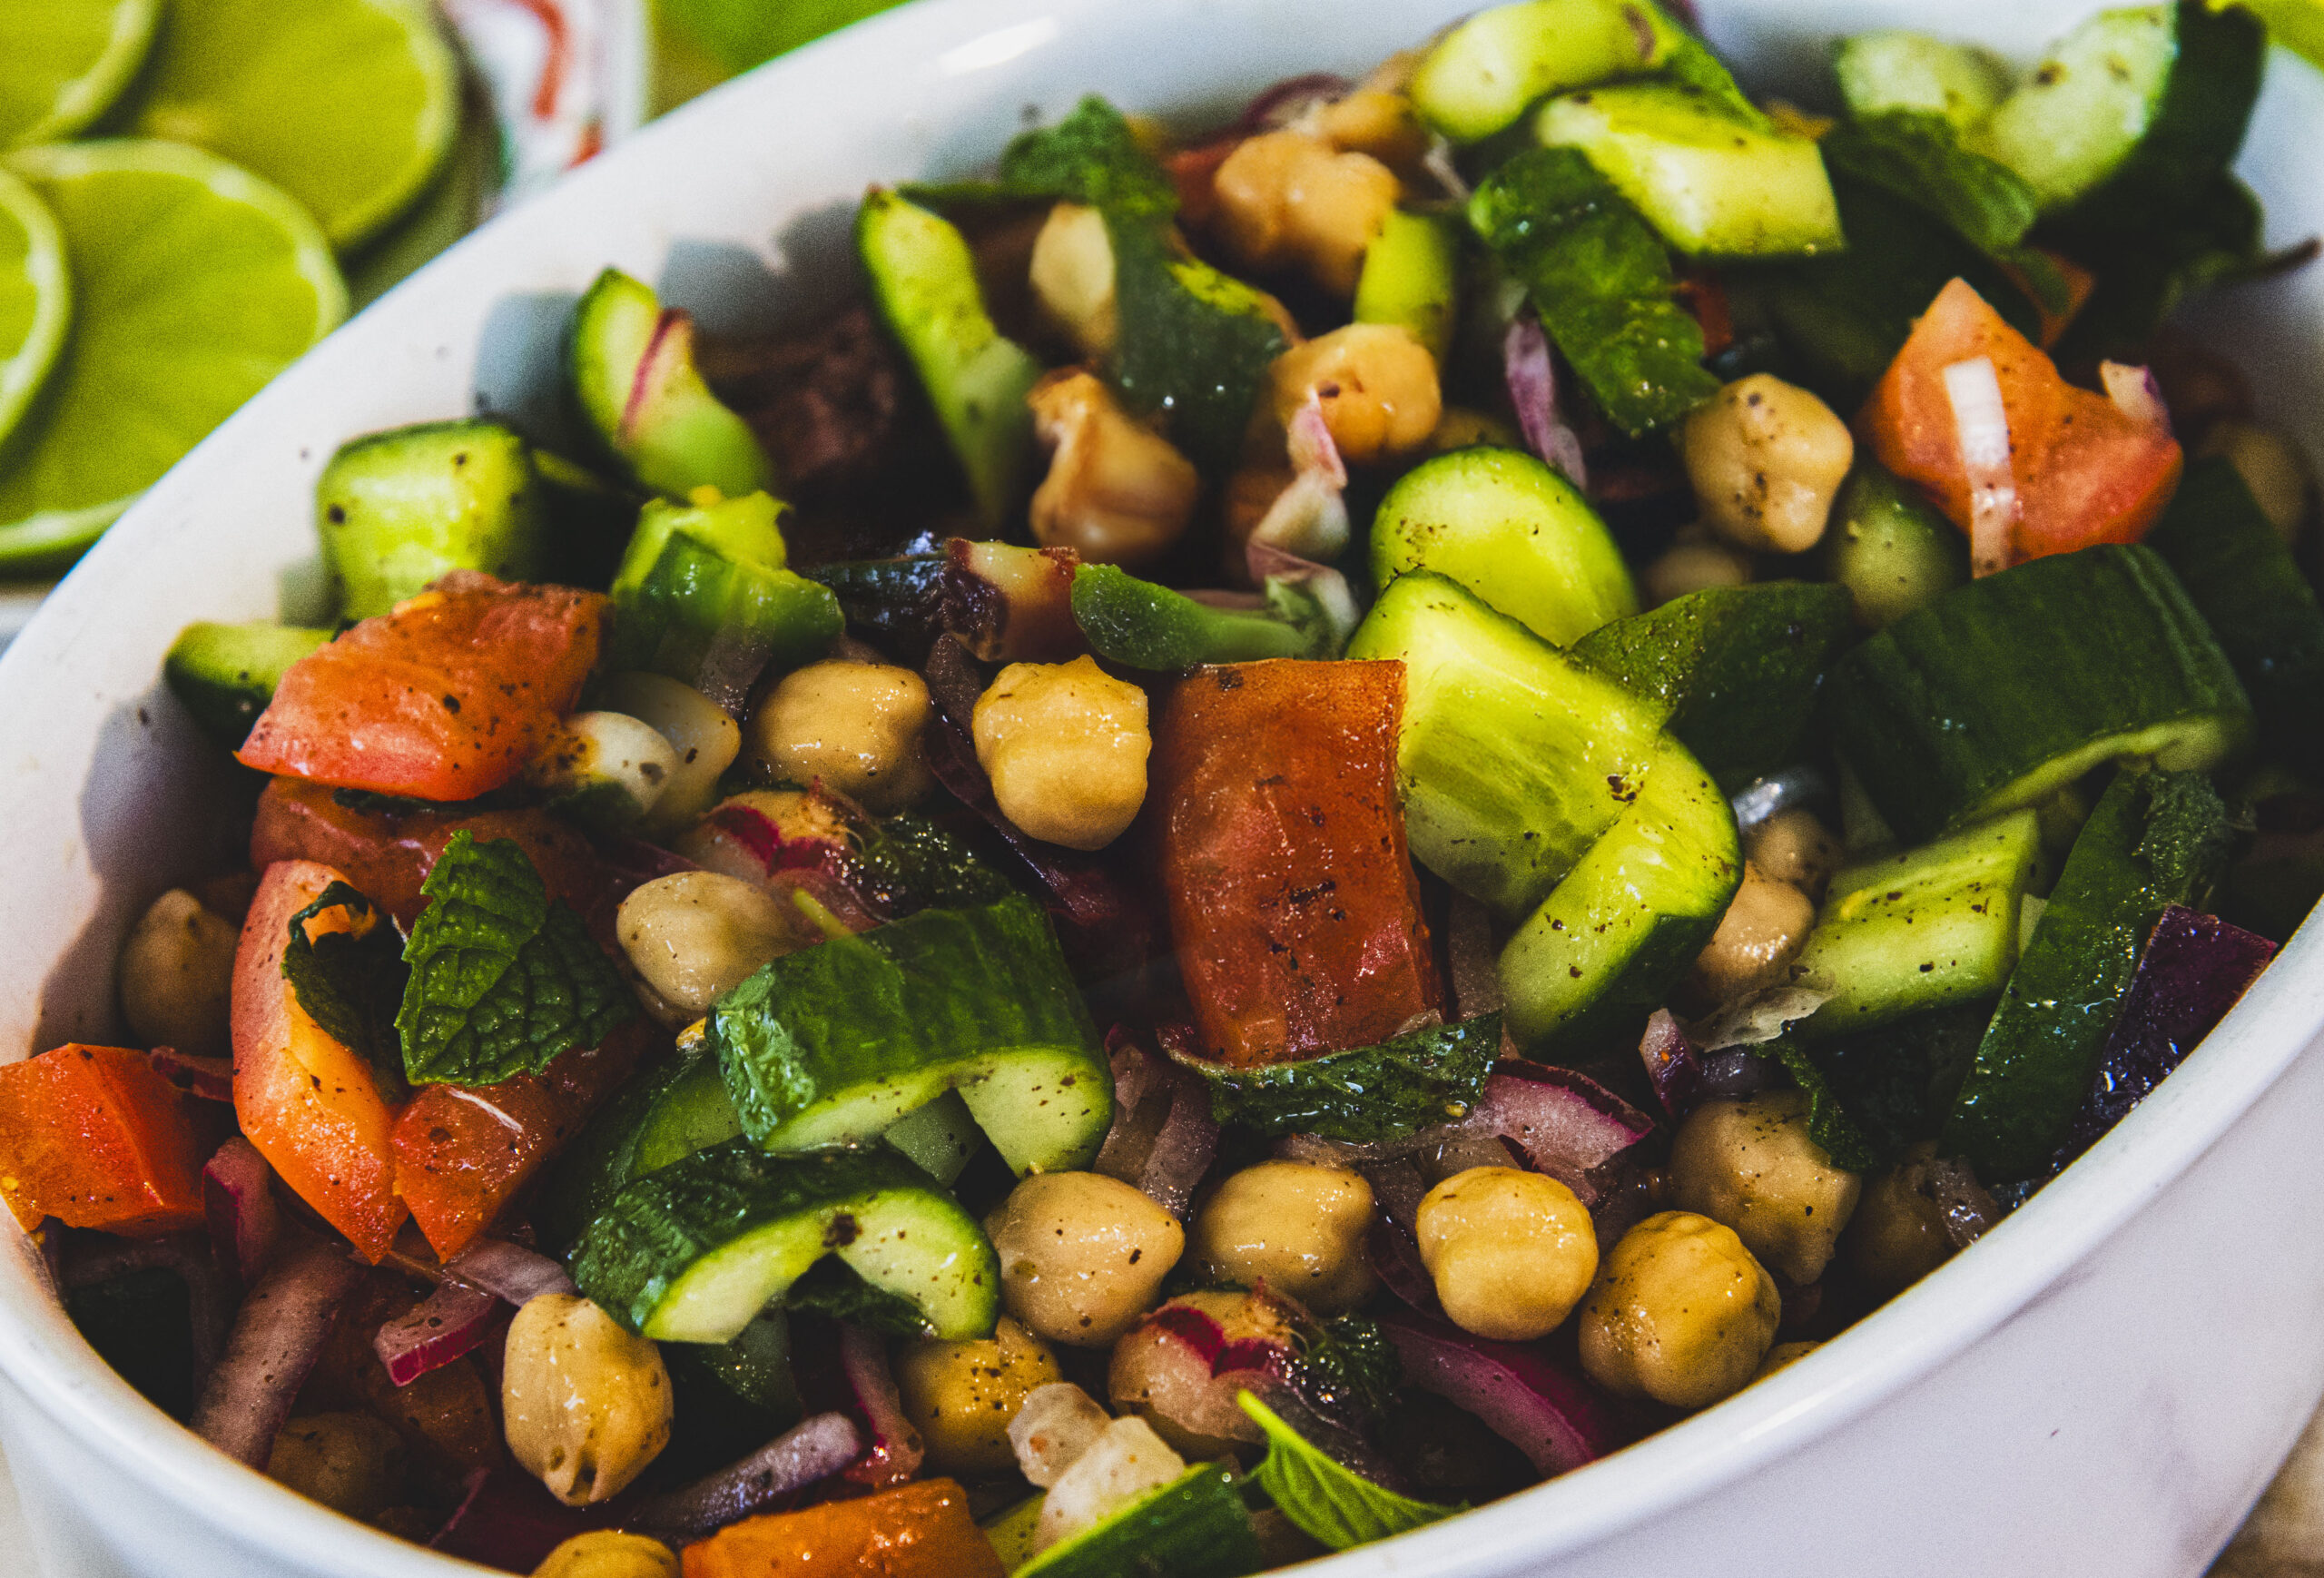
top-left (0, 0), bottom-right (2317, 1572)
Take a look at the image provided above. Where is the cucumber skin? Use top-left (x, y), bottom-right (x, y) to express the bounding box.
top-left (712, 895), bottom-right (1112, 1175)
top-left (318, 419), bottom-right (547, 620)
top-left (1408, 0), bottom-right (1671, 143)
top-left (1177, 1014), bottom-right (1502, 1143)
top-left (566, 269), bottom-right (773, 501)
top-left (571, 1139), bottom-right (999, 1343)
top-left (1017, 1462), bottom-right (1264, 1578)
top-left (1369, 447), bottom-right (1638, 647)
top-left (162, 622), bottom-right (331, 749)
top-left (1824, 462), bottom-right (1968, 629)
top-left (1827, 545), bottom-right (2252, 844)
top-left (1071, 562), bottom-right (1310, 669)
top-left (542, 1045), bottom-right (741, 1252)
top-left (1354, 210), bottom-right (1462, 363)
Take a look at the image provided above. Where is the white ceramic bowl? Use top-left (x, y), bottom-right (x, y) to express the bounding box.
top-left (0, 2), bottom-right (2319, 1573)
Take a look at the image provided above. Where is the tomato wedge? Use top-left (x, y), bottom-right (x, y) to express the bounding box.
top-left (238, 572), bottom-right (608, 803)
top-left (232, 860), bottom-right (406, 1261)
top-left (682, 1479), bottom-right (1004, 1578)
top-left (1860, 278), bottom-right (2181, 570)
top-left (0, 1045), bottom-right (212, 1235)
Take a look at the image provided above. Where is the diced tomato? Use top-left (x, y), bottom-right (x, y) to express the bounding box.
top-left (0, 1045), bottom-right (212, 1235)
top-left (680, 1479), bottom-right (1005, 1578)
top-left (1154, 659), bottom-right (1443, 1067)
top-left (232, 861), bottom-right (407, 1261)
top-left (392, 1017), bottom-right (652, 1259)
top-left (238, 572), bottom-right (608, 803)
top-left (1860, 278), bottom-right (2182, 569)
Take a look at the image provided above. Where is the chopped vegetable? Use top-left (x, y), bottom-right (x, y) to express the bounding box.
top-left (567, 267), bottom-right (775, 501)
top-left (317, 419), bottom-right (550, 620)
top-left (680, 1477), bottom-right (1006, 1578)
top-left (1174, 1015), bottom-right (1502, 1143)
top-left (1241, 1392), bottom-right (1459, 1550)
top-left (163, 622), bottom-right (334, 751)
top-left (607, 491), bottom-right (843, 701)
top-left (0, 1045), bottom-right (211, 1235)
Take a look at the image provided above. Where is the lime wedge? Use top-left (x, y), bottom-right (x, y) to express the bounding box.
top-left (0, 141), bottom-right (346, 572)
top-left (0, 0), bottom-right (162, 149)
top-left (130, 0), bottom-right (458, 251)
top-left (0, 168), bottom-right (70, 451)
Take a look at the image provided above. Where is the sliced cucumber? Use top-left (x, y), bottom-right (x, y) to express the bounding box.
top-left (1500, 737), bottom-right (1741, 1053)
top-left (607, 492), bottom-right (842, 685)
top-left (668, 1306), bottom-right (803, 1425)
top-left (544, 1043), bottom-right (743, 1250)
top-left (1974, 1), bottom-right (2263, 222)
top-left (982, 1493), bottom-right (1046, 1572)
top-left (1177, 1014), bottom-right (1502, 1144)
top-left (859, 189), bottom-right (1044, 529)
top-left (162, 621), bottom-right (331, 750)
top-left (1534, 83), bottom-right (1844, 258)
top-left (1823, 461), bottom-right (1969, 629)
top-left (1071, 562), bottom-right (1315, 669)
top-left (571, 1139), bottom-right (1000, 1343)
top-left (567, 268), bottom-right (773, 501)
top-left (881, 1088), bottom-right (982, 1187)
top-left (1017, 1462), bottom-right (1263, 1578)
top-left (1571, 581), bottom-right (1853, 790)
top-left (318, 419), bottom-right (548, 620)
top-left (712, 895), bottom-right (1112, 1176)
top-left (1827, 545), bottom-right (2252, 843)
top-left (1408, 0), bottom-right (1673, 143)
top-left (1368, 447), bottom-right (1637, 647)
top-left (1354, 210), bottom-right (1462, 364)
top-left (1834, 32), bottom-right (2013, 131)
top-left (1791, 811), bottom-right (2043, 1041)
top-left (1347, 570), bottom-right (1668, 917)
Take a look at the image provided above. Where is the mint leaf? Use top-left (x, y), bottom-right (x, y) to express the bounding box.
top-left (398, 831), bottom-right (635, 1086)
top-left (1239, 1393), bottom-right (1458, 1552)
top-left (281, 882), bottom-right (409, 1088)
top-left (1763, 1036), bottom-right (1882, 1173)
top-left (1299, 1315), bottom-right (1403, 1425)
top-left (995, 94), bottom-right (1177, 221)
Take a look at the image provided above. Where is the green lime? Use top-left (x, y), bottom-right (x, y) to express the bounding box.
top-left (0, 0), bottom-right (162, 149)
top-left (0, 141), bottom-right (346, 572)
top-left (0, 168), bottom-right (71, 452)
top-left (130, 0), bottom-right (458, 252)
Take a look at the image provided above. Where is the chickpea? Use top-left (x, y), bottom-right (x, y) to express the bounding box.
top-left (119, 888), bottom-right (238, 1057)
top-left (1846, 1142), bottom-right (1957, 1295)
top-left (1745, 809), bottom-right (1842, 901)
top-left (971, 656), bottom-right (1150, 851)
top-left (1755, 1340), bottom-right (1820, 1382)
top-left (266, 1412), bottom-right (405, 1519)
top-left (1029, 370), bottom-right (1201, 569)
top-left (987, 1171), bottom-right (1184, 1346)
top-left (1579, 1211), bottom-right (1780, 1410)
top-left (1669, 1090), bottom-right (1861, 1285)
top-left (1030, 202), bottom-right (1118, 361)
top-left (597, 672), bottom-right (740, 833)
top-left (893, 1315), bottom-right (1064, 1475)
top-left (1190, 1161), bottom-right (1378, 1317)
top-left (1318, 86), bottom-right (1429, 169)
top-left (615, 872), bottom-right (797, 1022)
top-left (1681, 375), bottom-right (1855, 554)
top-left (1212, 130), bottom-right (1400, 297)
top-left (2200, 419), bottom-right (2316, 544)
top-left (502, 1294), bottom-right (672, 1506)
top-left (1642, 539), bottom-right (1751, 607)
top-left (1690, 862), bottom-right (1815, 1005)
top-left (744, 658), bottom-right (932, 813)
top-left (531, 1532), bottom-right (680, 1578)
top-left (527, 712), bottom-right (679, 824)
top-left (1269, 323), bottom-right (1442, 465)
top-left (1413, 1166), bottom-right (1598, 1342)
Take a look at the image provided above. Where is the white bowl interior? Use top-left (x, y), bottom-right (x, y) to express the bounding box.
top-left (0, 1), bottom-right (2317, 1573)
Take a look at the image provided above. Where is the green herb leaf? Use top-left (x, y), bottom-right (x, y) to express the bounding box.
top-left (1469, 147), bottom-right (1718, 437)
top-left (398, 831), bottom-right (635, 1087)
top-left (995, 94), bottom-right (1177, 221)
top-left (1823, 113), bottom-right (2041, 266)
top-left (1763, 1036), bottom-right (1882, 1172)
top-left (851, 813), bottom-right (1016, 914)
top-left (2051, 176), bottom-right (2284, 363)
top-left (1800, 1003), bottom-right (1988, 1161)
top-left (1299, 1315), bottom-right (1404, 1425)
top-left (1176, 1015), bottom-right (1502, 1143)
top-left (281, 882), bottom-right (409, 1089)
top-left (1240, 1393), bottom-right (1459, 1552)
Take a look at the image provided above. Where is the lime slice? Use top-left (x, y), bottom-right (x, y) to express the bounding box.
top-left (0, 141), bottom-right (347, 572)
top-left (0, 168), bottom-right (70, 451)
top-left (130, 0), bottom-right (458, 252)
top-left (0, 0), bottom-right (162, 149)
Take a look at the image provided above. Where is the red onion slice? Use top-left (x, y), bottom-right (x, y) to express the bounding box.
top-left (1469, 1064), bottom-right (1655, 1198)
top-left (1943, 355), bottom-right (2017, 577)
top-left (1093, 1031), bottom-right (1219, 1220)
top-left (375, 1280), bottom-right (498, 1388)
top-left (1377, 1307), bottom-right (1620, 1477)
top-left (839, 1324), bottom-right (924, 1488)
top-left (202, 1137), bottom-right (281, 1287)
top-left (192, 1238), bottom-right (364, 1468)
top-left (1234, 72), bottom-right (1354, 133)
top-left (446, 1238), bottom-right (575, 1306)
top-left (2100, 360), bottom-right (2172, 433)
top-left (1503, 314), bottom-right (1589, 488)
top-left (631, 1412), bottom-right (862, 1541)
top-left (1365, 1217), bottom-right (1440, 1316)
top-left (1246, 394), bottom-right (1352, 566)
top-left (1638, 1009), bottom-right (1701, 1118)
top-left (149, 1048), bottom-right (232, 1103)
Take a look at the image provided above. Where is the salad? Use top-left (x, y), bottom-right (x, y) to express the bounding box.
top-left (5, 1), bottom-right (2319, 1573)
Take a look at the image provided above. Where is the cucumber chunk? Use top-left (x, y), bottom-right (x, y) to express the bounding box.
top-left (1974, 1), bottom-right (2263, 222)
top-left (572, 1139), bottom-right (1000, 1343)
top-left (606, 492), bottom-right (842, 685)
top-left (1176, 1014), bottom-right (1502, 1144)
top-left (1408, 0), bottom-right (1672, 143)
top-left (1354, 210), bottom-right (1462, 364)
top-left (1834, 32), bottom-right (2013, 131)
top-left (859, 190), bottom-right (1043, 529)
top-left (1790, 810), bottom-right (2043, 1041)
top-left (1369, 447), bottom-right (1637, 646)
top-left (1534, 83), bottom-right (1845, 258)
top-left (567, 268), bottom-right (774, 501)
top-left (162, 621), bottom-right (332, 749)
top-left (1571, 581), bottom-right (1853, 789)
top-left (1017, 1462), bottom-right (1263, 1578)
top-left (1348, 570), bottom-right (1667, 917)
top-left (881, 1088), bottom-right (982, 1186)
top-left (318, 419), bottom-right (548, 619)
top-left (1070, 562), bottom-right (1314, 669)
top-left (1499, 737), bottom-right (1741, 1053)
top-left (712, 895), bottom-right (1112, 1176)
top-left (1823, 462), bottom-right (1969, 629)
top-left (544, 1042), bottom-right (743, 1250)
top-left (1827, 544), bottom-right (2252, 843)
